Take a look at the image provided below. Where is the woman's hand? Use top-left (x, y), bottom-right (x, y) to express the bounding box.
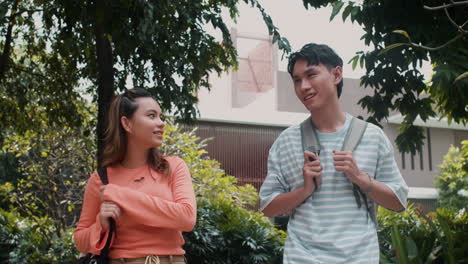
top-left (99, 186), bottom-right (121, 231)
top-left (99, 201), bottom-right (121, 232)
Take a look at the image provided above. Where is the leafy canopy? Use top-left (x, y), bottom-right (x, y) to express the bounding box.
top-left (0, 0), bottom-right (290, 146)
top-left (302, 0), bottom-right (468, 153)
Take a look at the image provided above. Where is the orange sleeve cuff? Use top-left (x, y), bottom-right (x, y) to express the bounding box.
top-left (92, 213), bottom-right (109, 251)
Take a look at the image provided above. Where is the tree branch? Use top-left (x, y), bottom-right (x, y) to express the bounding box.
top-left (424, 1), bottom-right (468, 11)
top-left (0, 8), bottom-right (44, 24)
top-left (9, 64), bottom-right (51, 81)
top-left (0, 1), bottom-right (18, 82)
top-left (406, 2), bottom-right (467, 51)
top-left (461, 21), bottom-right (468, 31)
top-left (444, 7), bottom-right (459, 29)
top-left (410, 33), bottom-right (464, 51)
top-left (444, 6), bottom-right (468, 33)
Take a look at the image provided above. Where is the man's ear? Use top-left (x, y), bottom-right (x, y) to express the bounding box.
top-left (121, 116), bottom-right (133, 133)
top-left (333, 66), bottom-right (343, 85)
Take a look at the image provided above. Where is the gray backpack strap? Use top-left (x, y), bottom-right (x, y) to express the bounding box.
top-left (342, 117), bottom-right (377, 225)
top-left (341, 117), bottom-right (368, 152)
top-left (300, 116), bottom-right (321, 192)
top-left (300, 116), bottom-right (377, 225)
top-left (300, 116), bottom-right (321, 156)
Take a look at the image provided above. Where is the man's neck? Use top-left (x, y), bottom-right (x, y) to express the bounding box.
top-left (310, 105), bottom-right (346, 133)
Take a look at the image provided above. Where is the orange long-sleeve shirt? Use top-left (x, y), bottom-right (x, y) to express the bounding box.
top-left (74, 156), bottom-right (196, 259)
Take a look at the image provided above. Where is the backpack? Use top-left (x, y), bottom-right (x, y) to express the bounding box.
top-left (300, 116), bottom-right (377, 225)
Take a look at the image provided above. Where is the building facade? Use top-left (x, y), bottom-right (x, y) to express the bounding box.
top-left (193, 31), bottom-right (468, 211)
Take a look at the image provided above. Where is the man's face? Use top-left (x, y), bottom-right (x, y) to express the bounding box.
top-left (291, 59), bottom-right (342, 112)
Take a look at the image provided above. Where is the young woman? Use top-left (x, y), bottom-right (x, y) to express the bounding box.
top-left (74, 88), bottom-right (196, 264)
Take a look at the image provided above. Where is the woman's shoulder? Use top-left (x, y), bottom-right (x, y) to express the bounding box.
top-left (164, 155), bottom-right (185, 165)
top-left (83, 170), bottom-right (103, 191)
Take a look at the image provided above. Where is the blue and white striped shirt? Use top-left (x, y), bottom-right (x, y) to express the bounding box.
top-left (260, 113), bottom-right (408, 264)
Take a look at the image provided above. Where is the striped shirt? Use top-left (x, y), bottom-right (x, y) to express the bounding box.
top-left (259, 113), bottom-right (408, 264)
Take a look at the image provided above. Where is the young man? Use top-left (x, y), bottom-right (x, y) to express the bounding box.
top-left (259, 43), bottom-right (408, 263)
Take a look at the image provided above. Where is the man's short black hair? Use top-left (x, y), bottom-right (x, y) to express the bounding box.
top-left (287, 43), bottom-right (344, 97)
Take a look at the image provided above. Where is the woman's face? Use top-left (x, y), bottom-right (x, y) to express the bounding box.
top-left (122, 97), bottom-right (165, 149)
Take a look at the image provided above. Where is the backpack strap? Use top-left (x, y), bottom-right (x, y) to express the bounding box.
top-left (97, 167), bottom-right (108, 184)
top-left (96, 167), bottom-right (115, 263)
top-left (300, 116), bottom-right (377, 225)
top-left (300, 116), bottom-right (321, 191)
top-left (342, 118), bottom-right (367, 208)
top-left (341, 117), bottom-right (368, 152)
top-left (341, 118), bottom-right (377, 225)
top-left (300, 116), bottom-right (321, 156)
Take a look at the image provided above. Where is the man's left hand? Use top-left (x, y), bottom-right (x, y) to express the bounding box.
top-left (333, 150), bottom-right (367, 187)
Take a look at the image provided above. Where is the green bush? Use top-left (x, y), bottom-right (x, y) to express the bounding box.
top-left (0, 150), bottom-right (21, 185)
top-left (377, 203), bottom-right (431, 261)
top-left (435, 140), bottom-right (468, 211)
top-left (378, 204), bottom-right (468, 263)
top-left (184, 199), bottom-right (285, 264)
top-left (0, 104), bottom-right (93, 263)
top-left (0, 209), bottom-right (79, 264)
top-left (1, 104), bottom-right (96, 232)
top-left (1, 118), bottom-right (285, 263)
top-left (161, 123), bottom-right (258, 206)
top-left (164, 123), bottom-right (286, 263)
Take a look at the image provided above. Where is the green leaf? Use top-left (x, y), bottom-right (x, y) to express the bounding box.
top-left (350, 6), bottom-right (359, 23)
top-left (330, 2), bottom-right (345, 21)
top-left (437, 215), bottom-right (456, 264)
top-left (359, 55), bottom-right (365, 69)
top-left (405, 237), bottom-right (418, 260)
top-left (0, 2), bottom-right (9, 19)
top-left (348, 55), bottom-right (360, 70)
top-left (391, 225), bottom-right (409, 264)
top-left (352, 56), bottom-right (358, 70)
top-left (342, 5), bottom-right (353, 22)
top-left (379, 252), bottom-right (394, 264)
top-left (378, 43), bottom-right (410, 56)
top-left (393, 30), bottom-right (412, 41)
top-left (454, 71), bottom-right (468, 83)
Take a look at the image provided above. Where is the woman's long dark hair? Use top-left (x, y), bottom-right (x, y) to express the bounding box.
top-left (101, 88), bottom-right (169, 176)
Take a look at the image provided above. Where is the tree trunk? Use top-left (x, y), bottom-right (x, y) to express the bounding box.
top-left (0, 1), bottom-right (18, 82)
top-left (94, 1), bottom-right (114, 166)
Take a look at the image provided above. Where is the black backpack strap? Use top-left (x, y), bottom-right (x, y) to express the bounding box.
top-left (97, 167), bottom-right (108, 185)
top-left (96, 167), bottom-right (115, 264)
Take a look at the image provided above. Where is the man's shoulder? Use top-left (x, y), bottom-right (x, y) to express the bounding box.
top-left (363, 122), bottom-right (385, 137)
top-left (344, 114), bottom-right (386, 139)
top-left (270, 124), bottom-right (301, 152)
top-left (276, 124), bottom-right (301, 140)
top-left (356, 119), bottom-right (394, 153)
